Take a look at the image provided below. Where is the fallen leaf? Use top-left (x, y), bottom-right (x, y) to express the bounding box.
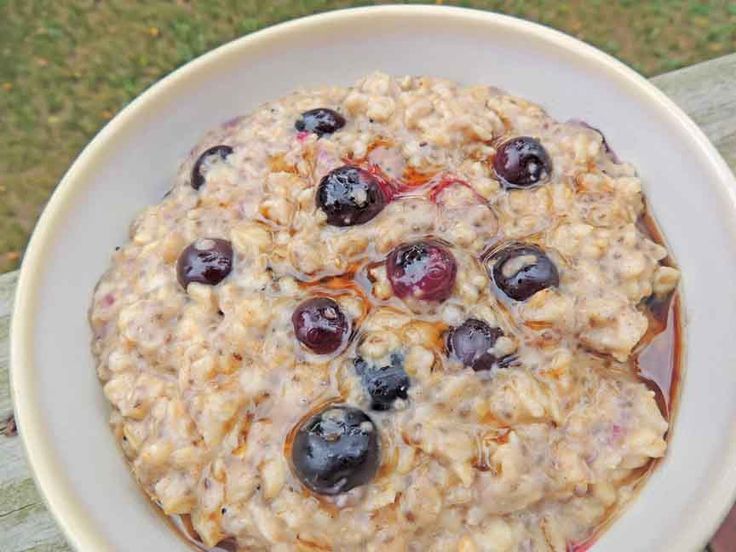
top-left (2, 414), bottom-right (17, 438)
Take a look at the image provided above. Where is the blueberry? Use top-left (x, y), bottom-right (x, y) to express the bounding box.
top-left (489, 243), bottom-right (559, 301)
top-left (291, 405), bottom-right (380, 495)
top-left (191, 145), bottom-right (233, 190)
top-left (493, 136), bottom-right (552, 189)
top-left (176, 238), bottom-right (233, 288)
top-left (317, 165), bottom-right (387, 226)
top-left (354, 354), bottom-right (410, 411)
top-left (295, 108), bottom-right (346, 137)
top-left (292, 297), bottom-right (349, 354)
top-left (386, 240), bottom-right (457, 302)
top-left (447, 319), bottom-right (504, 371)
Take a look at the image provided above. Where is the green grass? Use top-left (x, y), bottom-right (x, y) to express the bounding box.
top-left (0, 0), bottom-right (734, 272)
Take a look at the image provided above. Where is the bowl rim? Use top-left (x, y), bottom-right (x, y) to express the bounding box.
top-left (10, 4), bottom-right (736, 551)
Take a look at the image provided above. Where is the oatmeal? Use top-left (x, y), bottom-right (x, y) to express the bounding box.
top-left (90, 72), bottom-right (681, 551)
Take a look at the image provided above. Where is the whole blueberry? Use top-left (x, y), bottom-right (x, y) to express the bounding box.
top-left (316, 165), bottom-right (387, 226)
top-left (191, 145), bottom-right (233, 190)
top-left (176, 238), bottom-right (233, 288)
top-left (354, 354), bottom-right (410, 411)
top-left (295, 108), bottom-right (346, 137)
top-left (447, 319), bottom-right (504, 372)
top-left (291, 405), bottom-right (380, 495)
top-left (490, 243), bottom-right (559, 301)
top-left (386, 240), bottom-right (457, 302)
top-left (493, 137), bottom-right (552, 189)
top-left (292, 297), bottom-right (349, 354)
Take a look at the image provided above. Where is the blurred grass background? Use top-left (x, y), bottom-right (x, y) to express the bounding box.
top-left (0, 0), bottom-right (734, 272)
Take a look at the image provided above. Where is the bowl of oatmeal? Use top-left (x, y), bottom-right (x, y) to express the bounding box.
top-left (10, 5), bottom-right (736, 552)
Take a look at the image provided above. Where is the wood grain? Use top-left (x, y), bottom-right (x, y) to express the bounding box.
top-left (0, 271), bottom-right (71, 551)
top-left (1, 53), bottom-right (734, 551)
top-left (652, 54), bottom-right (736, 172)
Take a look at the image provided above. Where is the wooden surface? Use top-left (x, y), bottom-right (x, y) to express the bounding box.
top-left (1, 53), bottom-right (735, 552)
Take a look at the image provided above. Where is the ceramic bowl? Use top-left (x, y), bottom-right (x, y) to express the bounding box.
top-left (11, 6), bottom-right (736, 551)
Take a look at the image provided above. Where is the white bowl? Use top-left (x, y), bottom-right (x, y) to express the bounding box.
top-left (11, 5), bottom-right (736, 551)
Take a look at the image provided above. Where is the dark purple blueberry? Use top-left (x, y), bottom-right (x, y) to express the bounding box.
top-left (317, 165), bottom-right (387, 226)
top-left (295, 108), bottom-right (346, 137)
top-left (291, 405), bottom-right (380, 495)
top-left (212, 538), bottom-right (238, 552)
top-left (447, 319), bottom-right (504, 372)
top-left (191, 145), bottom-right (233, 190)
top-left (386, 240), bottom-right (457, 302)
top-left (490, 243), bottom-right (559, 301)
top-left (176, 238), bottom-right (233, 288)
top-left (493, 136), bottom-right (552, 189)
top-left (568, 119), bottom-right (620, 163)
top-left (292, 297), bottom-right (349, 355)
top-left (354, 354), bottom-right (410, 411)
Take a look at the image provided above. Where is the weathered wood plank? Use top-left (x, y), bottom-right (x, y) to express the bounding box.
top-left (1, 52), bottom-right (734, 551)
top-left (0, 270), bottom-right (16, 420)
top-left (0, 271), bottom-right (70, 552)
top-left (652, 54), bottom-right (736, 172)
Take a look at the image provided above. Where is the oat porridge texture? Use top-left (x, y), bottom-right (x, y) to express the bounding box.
top-left (89, 72), bottom-right (681, 551)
